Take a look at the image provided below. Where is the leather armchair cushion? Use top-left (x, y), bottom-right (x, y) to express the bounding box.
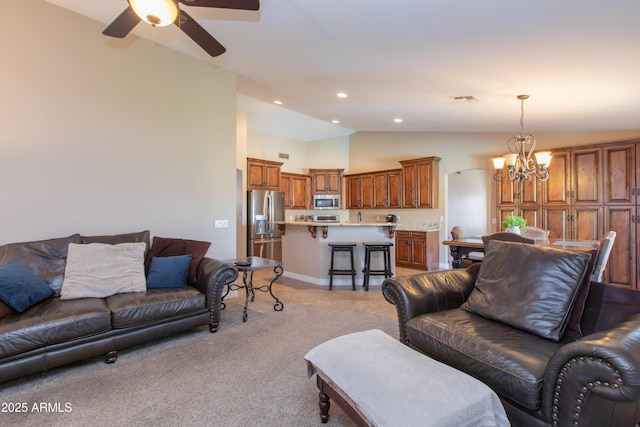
top-left (0, 297), bottom-right (111, 358)
top-left (461, 240), bottom-right (591, 341)
top-left (105, 287), bottom-right (205, 329)
top-left (0, 234), bottom-right (82, 294)
top-left (406, 309), bottom-right (563, 411)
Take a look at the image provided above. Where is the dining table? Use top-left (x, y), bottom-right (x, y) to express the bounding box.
top-left (442, 237), bottom-right (599, 268)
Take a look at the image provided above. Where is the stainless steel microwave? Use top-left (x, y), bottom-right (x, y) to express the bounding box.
top-left (313, 194), bottom-right (340, 210)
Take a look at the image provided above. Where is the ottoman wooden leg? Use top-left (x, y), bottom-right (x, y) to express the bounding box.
top-left (319, 390), bottom-right (330, 423)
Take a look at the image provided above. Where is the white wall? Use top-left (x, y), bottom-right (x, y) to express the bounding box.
top-left (1, 1), bottom-right (238, 260)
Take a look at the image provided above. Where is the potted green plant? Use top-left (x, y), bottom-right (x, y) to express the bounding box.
top-left (501, 215), bottom-right (526, 234)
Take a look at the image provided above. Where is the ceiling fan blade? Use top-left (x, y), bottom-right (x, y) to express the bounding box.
top-left (179, 0), bottom-right (259, 10)
top-left (102, 6), bottom-right (141, 38)
top-left (176, 10), bottom-right (227, 57)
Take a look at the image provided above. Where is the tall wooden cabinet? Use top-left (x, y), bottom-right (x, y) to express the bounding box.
top-left (247, 158), bottom-right (282, 190)
top-left (542, 147), bottom-right (604, 241)
top-left (280, 172), bottom-right (310, 209)
top-left (496, 139), bottom-right (640, 288)
top-left (601, 143), bottom-right (639, 287)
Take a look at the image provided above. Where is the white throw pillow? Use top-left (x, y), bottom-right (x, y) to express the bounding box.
top-left (60, 242), bottom-right (147, 300)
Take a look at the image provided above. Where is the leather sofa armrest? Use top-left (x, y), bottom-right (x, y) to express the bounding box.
top-left (195, 258), bottom-right (238, 333)
top-left (542, 313), bottom-right (640, 425)
top-left (381, 269), bottom-right (475, 344)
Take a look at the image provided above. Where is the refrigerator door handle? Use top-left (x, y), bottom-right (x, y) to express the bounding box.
top-left (267, 193), bottom-right (275, 235)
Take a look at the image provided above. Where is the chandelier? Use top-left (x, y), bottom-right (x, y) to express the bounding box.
top-left (492, 95), bottom-right (552, 182)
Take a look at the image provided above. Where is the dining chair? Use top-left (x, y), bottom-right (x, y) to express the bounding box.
top-left (466, 231), bottom-right (536, 262)
top-left (522, 226), bottom-right (550, 240)
top-left (482, 232), bottom-right (536, 245)
top-left (590, 231), bottom-right (616, 282)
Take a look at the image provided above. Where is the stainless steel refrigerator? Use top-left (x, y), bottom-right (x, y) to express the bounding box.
top-left (247, 190), bottom-right (285, 261)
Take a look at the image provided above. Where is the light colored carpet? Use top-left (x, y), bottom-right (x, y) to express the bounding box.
top-left (0, 275), bottom-right (400, 427)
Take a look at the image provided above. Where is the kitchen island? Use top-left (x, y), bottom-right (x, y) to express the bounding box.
top-left (272, 221), bottom-right (416, 287)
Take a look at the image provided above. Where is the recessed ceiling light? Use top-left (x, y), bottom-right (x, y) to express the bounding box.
top-left (336, 92), bottom-right (348, 99)
top-left (394, 118), bottom-right (403, 123)
top-left (273, 100), bottom-right (283, 105)
top-left (332, 120), bottom-right (340, 124)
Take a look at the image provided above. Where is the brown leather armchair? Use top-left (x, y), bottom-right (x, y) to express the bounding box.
top-left (383, 241), bottom-right (640, 427)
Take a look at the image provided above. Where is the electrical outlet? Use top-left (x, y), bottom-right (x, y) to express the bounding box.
top-left (214, 220), bottom-right (229, 228)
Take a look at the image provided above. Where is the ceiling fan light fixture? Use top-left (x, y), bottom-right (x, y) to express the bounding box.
top-left (129, 0), bottom-right (179, 27)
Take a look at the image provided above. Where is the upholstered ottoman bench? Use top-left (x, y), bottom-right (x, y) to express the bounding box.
top-left (304, 329), bottom-right (509, 427)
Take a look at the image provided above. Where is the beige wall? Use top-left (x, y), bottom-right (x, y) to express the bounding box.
top-left (1, 1), bottom-right (238, 259)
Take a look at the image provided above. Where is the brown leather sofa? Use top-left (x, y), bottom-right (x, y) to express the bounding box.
top-left (382, 240), bottom-right (640, 427)
top-left (0, 231), bottom-right (238, 384)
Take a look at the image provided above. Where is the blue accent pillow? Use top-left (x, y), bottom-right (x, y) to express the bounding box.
top-left (146, 255), bottom-right (192, 289)
top-left (0, 264), bottom-right (55, 312)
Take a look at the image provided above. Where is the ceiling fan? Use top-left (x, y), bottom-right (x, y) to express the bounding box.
top-left (103, 0), bottom-right (259, 57)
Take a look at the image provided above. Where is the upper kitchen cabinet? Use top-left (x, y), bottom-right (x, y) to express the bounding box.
top-left (400, 157), bottom-right (440, 209)
top-left (281, 172), bottom-right (310, 210)
top-left (309, 169), bottom-right (344, 195)
top-left (247, 158), bottom-right (283, 191)
top-left (373, 169), bottom-right (403, 209)
top-left (346, 173), bottom-right (374, 209)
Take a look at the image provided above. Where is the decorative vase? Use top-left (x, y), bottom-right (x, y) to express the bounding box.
top-left (506, 226), bottom-right (521, 234)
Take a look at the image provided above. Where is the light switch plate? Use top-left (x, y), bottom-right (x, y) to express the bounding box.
top-left (214, 220), bottom-right (229, 228)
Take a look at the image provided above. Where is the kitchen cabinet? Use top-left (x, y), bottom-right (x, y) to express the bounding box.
top-left (400, 157), bottom-right (440, 209)
top-left (309, 169), bottom-right (343, 195)
top-left (281, 172), bottom-right (310, 209)
top-left (247, 158), bottom-right (282, 191)
top-left (373, 169), bottom-right (403, 209)
top-left (395, 230), bottom-right (438, 271)
top-left (346, 173), bottom-right (374, 209)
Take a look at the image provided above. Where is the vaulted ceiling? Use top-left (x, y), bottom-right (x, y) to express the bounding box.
top-left (47, 0), bottom-right (640, 140)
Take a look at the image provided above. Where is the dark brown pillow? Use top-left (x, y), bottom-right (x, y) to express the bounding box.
top-left (466, 262), bottom-right (482, 282)
top-left (563, 249), bottom-right (598, 340)
top-left (0, 301), bottom-right (16, 318)
top-left (145, 237), bottom-right (211, 284)
top-left (461, 240), bottom-right (591, 342)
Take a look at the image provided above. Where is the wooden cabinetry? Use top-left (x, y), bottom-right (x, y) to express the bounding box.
top-left (247, 158), bottom-right (282, 190)
top-left (496, 165), bottom-right (541, 228)
top-left (309, 169), bottom-right (343, 195)
top-left (395, 230), bottom-right (438, 271)
top-left (280, 172), bottom-right (310, 210)
top-left (346, 173), bottom-right (374, 209)
top-left (346, 169), bottom-right (402, 210)
top-left (373, 169), bottom-right (403, 209)
top-left (602, 143), bottom-right (639, 287)
top-left (541, 147), bottom-right (603, 240)
top-left (400, 157), bottom-right (440, 209)
top-left (496, 139), bottom-right (640, 288)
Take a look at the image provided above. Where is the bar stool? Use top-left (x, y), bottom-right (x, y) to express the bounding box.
top-left (362, 242), bottom-right (393, 291)
top-left (328, 242), bottom-right (357, 291)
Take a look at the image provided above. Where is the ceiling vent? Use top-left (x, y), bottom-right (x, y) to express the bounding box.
top-left (453, 96), bottom-right (478, 103)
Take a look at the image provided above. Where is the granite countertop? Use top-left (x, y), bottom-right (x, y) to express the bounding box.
top-left (271, 221), bottom-right (439, 231)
